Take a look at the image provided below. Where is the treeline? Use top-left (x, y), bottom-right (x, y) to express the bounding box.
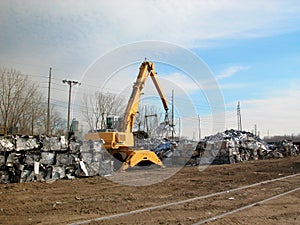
top-left (0, 67), bottom-right (65, 136)
top-left (264, 134), bottom-right (300, 143)
top-left (1, 66), bottom-right (165, 138)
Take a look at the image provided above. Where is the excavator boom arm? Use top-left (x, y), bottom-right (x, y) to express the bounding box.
top-left (121, 61), bottom-right (169, 133)
top-left (149, 71), bottom-right (169, 112)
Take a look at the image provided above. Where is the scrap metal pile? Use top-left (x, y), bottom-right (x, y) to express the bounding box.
top-left (189, 129), bottom-right (299, 165)
top-left (0, 135), bottom-right (113, 183)
top-left (1, 130), bottom-right (298, 183)
top-left (136, 137), bottom-right (197, 166)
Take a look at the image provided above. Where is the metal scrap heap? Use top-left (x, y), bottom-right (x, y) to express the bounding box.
top-left (0, 135), bottom-right (113, 183)
top-left (189, 129), bottom-right (299, 165)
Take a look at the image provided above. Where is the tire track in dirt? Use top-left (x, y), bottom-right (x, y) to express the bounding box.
top-left (193, 186), bottom-right (300, 225)
top-left (70, 173), bottom-right (300, 225)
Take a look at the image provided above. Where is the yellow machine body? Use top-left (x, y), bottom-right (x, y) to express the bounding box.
top-left (84, 61), bottom-right (168, 170)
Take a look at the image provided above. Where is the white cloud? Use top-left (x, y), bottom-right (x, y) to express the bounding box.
top-left (216, 66), bottom-right (250, 80)
top-left (1, 0), bottom-right (299, 137)
top-left (163, 72), bottom-right (200, 91)
top-left (1, 0), bottom-right (300, 54)
top-left (219, 83), bottom-right (249, 90)
top-left (225, 85), bottom-right (300, 136)
top-left (0, 0), bottom-right (299, 78)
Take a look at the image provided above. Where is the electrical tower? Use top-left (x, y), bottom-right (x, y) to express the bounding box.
top-left (237, 101), bottom-right (243, 131)
top-left (198, 114), bottom-right (201, 141)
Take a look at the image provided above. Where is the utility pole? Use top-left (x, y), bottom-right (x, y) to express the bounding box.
top-left (178, 117), bottom-right (181, 139)
top-left (237, 101), bottom-right (242, 131)
top-left (47, 67), bottom-right (52, 136)
top-left (31, 99), bottom-right (35, 136)
top-left (171, 90), bottom-right (175, 140)
top-left (62, 79), bottom-right (81, 139)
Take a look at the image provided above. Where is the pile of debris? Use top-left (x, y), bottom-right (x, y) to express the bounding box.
top-left (0, 135), bottom-right (113, 183)
top-left (1, 131), bottom-right (298, 183)
top-left (136, 137), bottom-right (196, 166)
top-left (189, 129), bottom-right (299, 165)
top-left (266, 139), bottom-right (299, 158)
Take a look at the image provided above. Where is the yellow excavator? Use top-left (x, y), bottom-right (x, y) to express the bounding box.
top-left (84, 61), bottom-right (169, 170)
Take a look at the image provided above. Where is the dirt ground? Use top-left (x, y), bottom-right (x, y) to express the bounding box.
top-left (0, 156), bottom-right (299, 225)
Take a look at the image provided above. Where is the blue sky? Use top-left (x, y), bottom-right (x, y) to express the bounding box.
top-left (199, 30), bottom-right (300, 135)
top-left (201, 30), bottom-right (300, 105)
top-left (0, 0), bottom-right (299, 138)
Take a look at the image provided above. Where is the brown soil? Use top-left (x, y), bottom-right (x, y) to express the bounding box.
top-left (0, 156), bottom-right (299, 225)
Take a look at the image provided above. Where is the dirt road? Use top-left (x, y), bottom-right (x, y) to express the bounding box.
top-left (0, 156), bottom-right (299, 225)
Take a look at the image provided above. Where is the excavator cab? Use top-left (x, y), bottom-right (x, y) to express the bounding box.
top-left (106, 117), bottom-right (113, 129)
top-left (106, 116), bottom-right (120, 131)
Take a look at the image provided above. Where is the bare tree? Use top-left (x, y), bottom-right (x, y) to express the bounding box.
top-left (81, 93), bottom-right (96, 131)
top-left (50, 108), bottom-right (66, 136)
top-left (81, 92), bottom-right (125, 131)
top-left (34, 104), bottom-right (66, 136)
top-left (18, 94), bottom-right (45, 135)
top-left (0, 67), bottom-right (66, 136)
top-left (0, 67), bottom-right (41, 134)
